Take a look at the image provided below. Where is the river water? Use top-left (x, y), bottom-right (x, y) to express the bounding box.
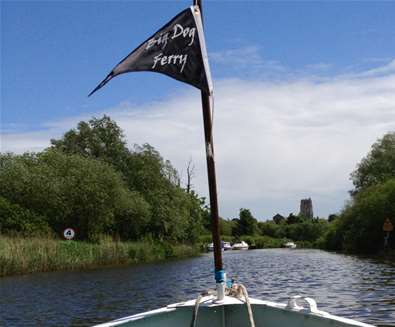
top-left (0, 249), bottom-right (394, 327)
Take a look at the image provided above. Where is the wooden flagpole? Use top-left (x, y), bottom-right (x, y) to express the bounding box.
top-left (193, 0), bottom-right (224, 292)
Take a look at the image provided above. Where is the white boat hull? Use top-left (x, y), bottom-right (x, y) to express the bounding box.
top-left (232, 241), bottom-right (249, 250)
top-left (94, 295), bottom-right (374, 327)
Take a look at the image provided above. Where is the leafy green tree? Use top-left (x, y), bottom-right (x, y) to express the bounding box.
top-left (334, 179), bottom-right (395, 253)
top-left (0, 152), bottom-right (63, 222)
top-left (50, 116), bottom-right (208, 243)
top-left (113, 190), bottom-right (151, 240)
top-left (233, 208), bottom-right (258, 236)
top-left (3, 116), bottom-right (210, 244)
top-left (351, 132), bottom-right (395, 195)
top-left (284, 220), bottom-right (328, 242)
top-left (272, 214), bottom-right (285, 224)
top-left (0, 151), bottom-right (150, 241)
top-left (0, 196), bottom-right (50, 235)
top-left (317, 220), bottom-right (343, 251)
top-left (125, 144), bottom-right (171, 195)
top-left (50, 115), bottom-right (129, 172)
top-left (125, 144), bottom-right (192, 241)
top-left (258, 221), bottom-right (280, 238)
top-left (132, 145), bottom-right (207, 242)
top-left (321, 132), bottom-right (395, 253)
top-left (219, 218), bottom-right (233, 236)
top-left (183, 192), bottom-right (206, 243)
top-left (286, 213), bottom-right (301, 224)
top-left (328, 214), bottom-right (338, 222)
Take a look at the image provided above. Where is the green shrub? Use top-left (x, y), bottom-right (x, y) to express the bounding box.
top-left (324, 179), bottom-right (395, 253)
top-left (0, 196), bottom-right (51, 236)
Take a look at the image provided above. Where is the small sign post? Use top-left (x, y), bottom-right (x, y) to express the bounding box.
top-left (383, 218), bottom-right (393, 248)
top-left (63, 228), bottom-right (75, 240)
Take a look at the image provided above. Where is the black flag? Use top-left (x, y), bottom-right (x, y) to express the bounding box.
top-left (89, 6), bottom-right (212, 96)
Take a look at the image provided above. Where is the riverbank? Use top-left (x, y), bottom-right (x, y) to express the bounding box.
top-left (200, 234), bottom-right (292, 249)
top-left (0, 236), bottom-right (201, 277)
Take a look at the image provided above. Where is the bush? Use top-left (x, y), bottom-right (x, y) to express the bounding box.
top-left (0, 196), bottom-right (51, 236)
top-left (1, 116), bottom-right (210, 244)
top-left (258, 221), bottom-right (280, 238)
top-left (324, 179), bottom-right (395, 253)
top-left (243, 235), bottom-right (283, 249)
top-left (0, 151), bottom-right (151, 241)
top-left (317, 220), bottom-right (343, 251)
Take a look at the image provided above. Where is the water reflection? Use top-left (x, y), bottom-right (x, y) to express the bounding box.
top-left (0, 249), bottom-right (394, 326)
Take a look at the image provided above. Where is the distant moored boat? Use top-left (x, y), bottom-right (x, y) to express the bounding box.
top-left (223, 241), bottom-right (232, 251)
top-left (207, 241), bottom-right (233, 251)
top-left (232, 241), bottom-right (249, 250)
top-left (284, 242), bottom-right (297, 249)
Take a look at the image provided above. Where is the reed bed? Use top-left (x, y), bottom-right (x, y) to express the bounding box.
top-left (0, 236), bottom-right (200, 277)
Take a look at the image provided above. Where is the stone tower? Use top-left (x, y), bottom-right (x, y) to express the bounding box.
top-left (299, 198), bottom-right (313, 219)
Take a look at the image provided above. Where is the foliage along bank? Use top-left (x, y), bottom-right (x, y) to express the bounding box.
top-left (1, 116), bottom-right (393, 265)
top-left (206, 132), bottom-right (395, 255)
top-left (320, 133), bottom-right (395, 254)
top-left (0, 116), bottom-right (207, 244)
top-left (209, 208), bottom-right (331, 250)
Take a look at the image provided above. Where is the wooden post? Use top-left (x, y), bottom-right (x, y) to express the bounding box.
top-left (194, 0), bottom-right (223, 277)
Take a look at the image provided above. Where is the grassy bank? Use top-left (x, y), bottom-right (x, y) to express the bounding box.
top-left (0, 236), bottom-right (200, 277)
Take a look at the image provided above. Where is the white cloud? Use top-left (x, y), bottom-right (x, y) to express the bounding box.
top-left (2, 60), bottom-right (395, 219)
top-left (210, 46), bottom-right (286, 76)
top-left (356, 59), bottom-right (395, 77)
top-left (211, 46), bottom-right (264, 66)
top-left (1, 131), bottom-right (52, 154)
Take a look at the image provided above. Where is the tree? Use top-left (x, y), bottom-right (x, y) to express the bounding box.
top-left (0, 151), bottom-right (151, 241)
top-left (272, 213), bottom-right (285, 224)
top-left (318, 220), bottom-right (343, 251)
top-left (219, 218), bottom-right (233, 236)
top-left (233, 208), bottom-right (258, 236)
top-left (337, 179), bottom-right (395, 253)
top-left (258, 221), bottom-right (280, 238)
top-left (50, 117), bottom-right (208, 242)
top-left (0, 196), bottom-right (50, 235)
top-left (350, 132), bottom-right (395, 195)
top-left (113, 190), bottom-right (151, 240)
top-left (286, 213), bottom-right (301, 224)
top-left (5, 116), bottom-right (210, 243)
top-left (186, 158), bottom-right (195, 193)
top-left (320, 132), bottom-right (395, 253)
top-left (284, 220), bottom-right (328, 242)
top-left (50, 115), bottom-right (129, 172)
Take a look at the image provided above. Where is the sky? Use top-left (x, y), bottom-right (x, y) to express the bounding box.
top-left (1, 1), bottom-right (395, 220)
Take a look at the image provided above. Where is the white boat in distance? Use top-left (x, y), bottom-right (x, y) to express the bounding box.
top-left (284, 241), bottom-right (297, 249)
top-left (232, 241), bottom-right (249, 250)
top-left (207, 241), bottom-right (233, 251)
top-left (223, 241), bottom-right (232, 251)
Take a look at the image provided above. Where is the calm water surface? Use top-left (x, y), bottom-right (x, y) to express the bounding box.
top-left (1, 249), bottom-right (394, 327)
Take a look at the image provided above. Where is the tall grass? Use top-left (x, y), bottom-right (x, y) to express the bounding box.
top-left (0, 236), bottom-right (200, 277)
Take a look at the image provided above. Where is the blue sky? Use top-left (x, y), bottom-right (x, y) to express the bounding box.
top-left (2, 1), bottom-right (395, 219)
